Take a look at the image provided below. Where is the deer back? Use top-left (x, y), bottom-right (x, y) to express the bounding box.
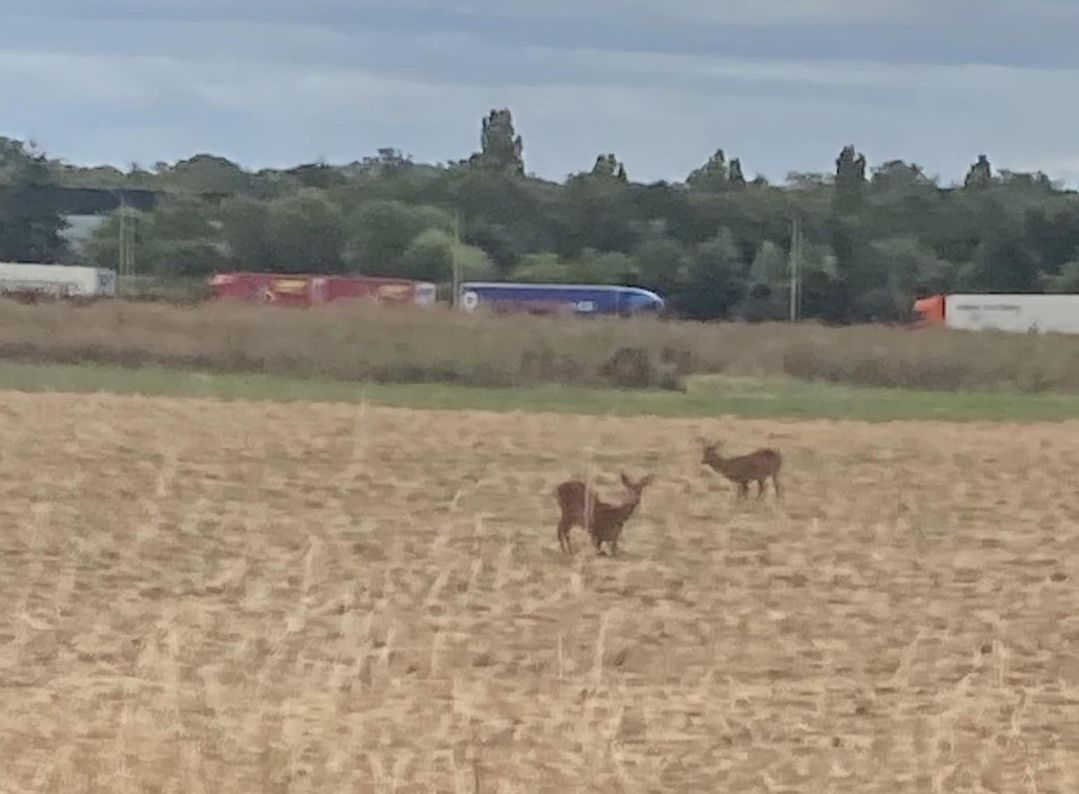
top-left (704, 445), bottom-right (781, 482)
top-left (554, 480), bottom-right (597, 524)
top-left (724, 449), bottom-right (781, 480)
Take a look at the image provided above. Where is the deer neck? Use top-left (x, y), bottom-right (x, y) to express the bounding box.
top-left (704, 450), bottom-right (726, 470)
top-left (606, 496), bottom-right (640, 525)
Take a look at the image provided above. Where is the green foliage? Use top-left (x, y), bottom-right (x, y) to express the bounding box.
top-left (267, 191), bottom-right (346, 272)
top-left (1042, 261), bottom-right (1079, 293)
top-left (466, 109), bottom-right (524, 175)
top-left (157, 154), bottom-right (251, 195)
top-left (677, 229), bottom-right (746, 319)
top-left (219, 196), bottom-right (271, 268)
top-left (687, 149), bottom-right (736, 192)
top-left (345, 200), bottom-right (454, 272)
top-left (4, 109), bottom-right (1079, 323)
top-left (398, 228), bottom-right (493, 282)
top-left (85, 196), bottom-right (221, 276)
top-left (834, 145), bottom-right (867, 214)
top-left (216, 191), bottom-right (346, 272)
top-left (0, 141), bottom-right (68, 262)
top-left (512, 249), bottom-right (635, 284)
top-left (965, 155), bottom-right (993, 189)
top-left (589, 154), bottom-right (628, 182)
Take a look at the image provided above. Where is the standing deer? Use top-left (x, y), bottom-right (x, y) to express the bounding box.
top-left (700, 440), bottom-right (782, 499)
top-left (553, 473), bottom-right (655, 555)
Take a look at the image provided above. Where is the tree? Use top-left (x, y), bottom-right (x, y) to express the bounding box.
top-left (687, 149), bottom-right (728, 191)
top-left (1041, 260), bottom-right (1079, 293)
top-left (834, 145), bottom-right (867, 212)
top-left (395, 228), bottom-right (492, 281)
top-left (468, 109), bottom-right (525, 175)
top-left (964, 155), bottom-right (993, 189)
top-left (866, 236), bottom-right (951, 316)
top-left (8, 116), bottom-right (1078, 325)
top-left (219, 192), bottom-right (345, 272)
top-left (345, 200), bottom-right (454, 272)
top-left (85, 195), bottom-right (222, 277)
top-left (265, 191), bottom-right (346, 272)
top-left (287, 162), bottom-right (348, 190)
top-left (675, 228), bottom-right (746, 319)
top-left (737, 240), bottom-right (790, 320)
top-left (0, 144), bottom-right (67, 262)
top-left (157, 154), bottom-right (251, 195)
top-left (729, 158), bottom-right (746, 188)
top-left (870, 160), bottom-right (931, 192)
top-left (633, 237), bottom-right (689, 297)
top-left (512, 249), bottom-right (635, 285)
top-left (220, 196), bottom-right (272, 268)
top-left (562, 162), bottom-right (636, 253)
top-left (589, 153), bottom-right (628, 182)
top-left (687, 149), bottom-right (747, 192)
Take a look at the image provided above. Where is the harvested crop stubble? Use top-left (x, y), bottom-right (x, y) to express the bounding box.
top-left (0, 392), bottom-right (1077, 791)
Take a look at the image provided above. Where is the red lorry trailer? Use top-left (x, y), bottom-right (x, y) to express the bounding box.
top-left (208, 272), bottom-right (437, 308)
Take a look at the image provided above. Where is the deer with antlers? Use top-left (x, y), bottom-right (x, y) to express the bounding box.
top-left (699, 439), bottom-right (782, 500)
top-left (553, 473), bottom-right (655, 555)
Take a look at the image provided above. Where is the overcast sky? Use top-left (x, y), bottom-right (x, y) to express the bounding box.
top-left (3, 1), bottom-right (1079, 185)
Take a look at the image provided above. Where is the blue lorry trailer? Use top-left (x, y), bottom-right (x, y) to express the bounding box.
top-left (458, 282), bottom-right (665, 316)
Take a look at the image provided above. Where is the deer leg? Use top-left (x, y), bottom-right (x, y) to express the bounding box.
top-left (756, 479), bottom-right (765, 499)
top-left (557, 519), bottom-right (573, 554)
top-left (738, 481), bottom-right (749, 499)
top-left (772, 473), bottom-right (781, 499)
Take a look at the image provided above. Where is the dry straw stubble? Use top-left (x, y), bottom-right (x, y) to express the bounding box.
top-left (0, 391), bottom-right (1078, 790)
top-left (4, 297), bottom-right (1079, 392)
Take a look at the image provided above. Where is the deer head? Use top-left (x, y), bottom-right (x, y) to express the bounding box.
top-left (699, 438), bottom-right (723, 466)
top-left (620, 472), bottom-right (655, 503)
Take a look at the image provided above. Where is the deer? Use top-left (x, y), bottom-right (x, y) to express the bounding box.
top-left (699, 439), bottom-right (782, 500)
top-left (553, 473), bottom-right (655, 555)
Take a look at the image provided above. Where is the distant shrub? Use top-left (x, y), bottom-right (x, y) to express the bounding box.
top-left (1, 299), bottom-right (1078, 394)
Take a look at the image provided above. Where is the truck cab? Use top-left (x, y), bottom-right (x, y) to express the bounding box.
top-left (912, 294), bottom-right (945, 327)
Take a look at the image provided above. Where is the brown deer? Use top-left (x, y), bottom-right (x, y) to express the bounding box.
top-left (553, 473), bottom-right (655, 555)
top-left (700, 440), bottom-right (782, 500)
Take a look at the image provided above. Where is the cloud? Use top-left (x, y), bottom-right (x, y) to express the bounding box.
top-left (10, 0), bottom-right (1079, 69)
top-left (0, 1), bottom-right (1077, 185)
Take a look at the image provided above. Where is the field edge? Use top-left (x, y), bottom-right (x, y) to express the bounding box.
top-left (2, 359), bottom-right (1079, 423)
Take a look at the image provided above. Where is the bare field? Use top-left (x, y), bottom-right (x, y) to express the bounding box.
top-left (1, 392), bottom-right (1078, 792)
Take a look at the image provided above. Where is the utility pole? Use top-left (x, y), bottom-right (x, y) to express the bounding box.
top-left (117, 193), bottom-right (136, 285)
top-left (451, 210), bottom-right (463, 310)
top-left (118, 196), bottom-right (128, 279)
top-left (788, 216), bottom-right (801, 323)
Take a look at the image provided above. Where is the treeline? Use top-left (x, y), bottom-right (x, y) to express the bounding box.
top-left (3, 110), bottom-right (1079, 322)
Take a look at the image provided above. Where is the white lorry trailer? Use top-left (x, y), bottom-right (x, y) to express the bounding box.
top-left (0, 262), bottom-right (117, 298)
top-left (912, 293), bottom-right (1079, 335)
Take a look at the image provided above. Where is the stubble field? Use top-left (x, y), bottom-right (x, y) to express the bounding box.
top-left (1, 391), bottom-right (1078, 792)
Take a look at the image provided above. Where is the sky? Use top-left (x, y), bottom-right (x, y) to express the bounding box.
top-left (3, 0), bottom-right (1079, 186)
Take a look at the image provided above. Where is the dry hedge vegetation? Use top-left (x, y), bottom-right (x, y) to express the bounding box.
top-left (2, 391), bottom-right (1077, 792)
top-left (3, 298), bottom-right (1079, 392)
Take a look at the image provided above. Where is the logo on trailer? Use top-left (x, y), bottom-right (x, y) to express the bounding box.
top-left (378, 284), bottom-right (410, 300)
top-left (271, 278), bottom-right (308, 294)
